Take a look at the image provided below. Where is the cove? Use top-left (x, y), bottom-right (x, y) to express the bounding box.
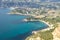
top-left (0, 8), bottom-right (48, 40)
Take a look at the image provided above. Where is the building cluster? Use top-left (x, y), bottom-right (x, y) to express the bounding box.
top-left (0, 0), bottom-right (60, 9)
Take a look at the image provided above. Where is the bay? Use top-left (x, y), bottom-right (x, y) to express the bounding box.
top-left (0, 8), bottom-right (48, 40)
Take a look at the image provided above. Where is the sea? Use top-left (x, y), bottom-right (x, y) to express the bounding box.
top-left (0, 8), bottom-right (48, 40)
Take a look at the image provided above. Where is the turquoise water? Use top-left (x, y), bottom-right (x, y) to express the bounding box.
top-left (0, 8), bottom-right (48, 40)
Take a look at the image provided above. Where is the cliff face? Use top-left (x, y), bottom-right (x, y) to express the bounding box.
top-left (52, 23), bottom-right (60, 40)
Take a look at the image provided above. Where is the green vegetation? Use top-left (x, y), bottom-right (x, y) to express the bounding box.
top-left (26, 33), bottom-right (41, 40)
top-left (39, 30), bottom-right (53, 40)
top-left (26, 29), bottom-right (54, 40)
top-left (54, 17), bottom-right (60, 22)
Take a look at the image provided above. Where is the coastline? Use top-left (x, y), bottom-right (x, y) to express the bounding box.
top-left (8, 12), bottom-right (54, 32)
top-left (32, 20), bottom-right (54, 34)
top-left (39, 20), bottom-right (54, 31)
top-left (8, 12), bottom-right (54, 31)
top-left (8, 13), bottom-right (33, 16)
top-left (23, 17), bottom-right (54, 33)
